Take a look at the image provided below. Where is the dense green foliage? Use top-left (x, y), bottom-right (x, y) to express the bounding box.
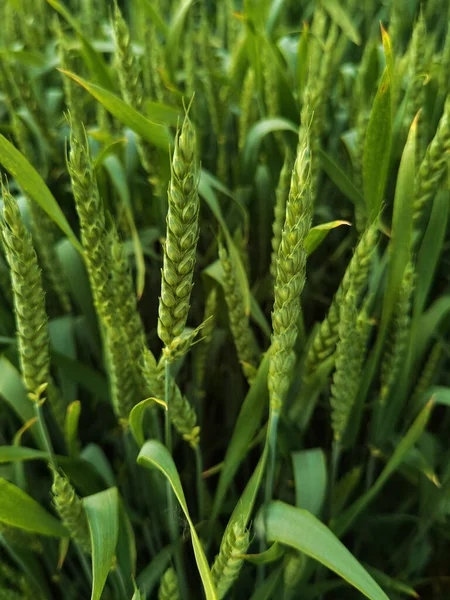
top-left (0, 0), bottom-right (449, 599)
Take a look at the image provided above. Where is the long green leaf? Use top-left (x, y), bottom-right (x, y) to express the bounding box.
top-left (319, 149), bottom-right (364, 207)
top-left (334, 400), bottom-right (433, 537)
top-left (210, 351), bottom-right (270, 523)
top-left (138, 0), bottom-right (168, 35)
top-left (363, 68), bottom-right (392, 220)
top-left (166, 0), bottom-right (194, 74)
top-left (382, 114), bottom-right (417, 327)
top-left (46, 0), bottom-right (115, 90)
top-left (0, 478), bottom-right (68, 537)
top-left (321, 0), bottom-right (361, 45)
top-left (242, 118), bottom-right (298, 178)
top-left (0, 357), bottom-right (45, 448)
top-left (292, 448), bottom-right (327, 517)
top-left (60, 71), bottom-right (172, 151)
top-left (263, 501), bottom-right (389, 600)
top-left (304, 221), bottom-right (351, 255)
top-left (83, 488), bottom-right (119, 600)
top-left (137, 441), bottom-right (218, 600)
top-left (0, 135), bottom-right (83, 253)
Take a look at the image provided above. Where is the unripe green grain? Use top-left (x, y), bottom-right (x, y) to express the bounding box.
top-left (211, 519), bottom-right (250, 600)
top-left (158, 116), bottom-right (200, 348)
top-left (112, 2), bottom-right (155, 177)
top-left (67, 126), bottom-right (111, 321)
top-left (269, 135), bottom-right (313, 414)
top-left (195, 287), bottom-right (217, 391)
top-left (303, 224), bottom-right (377, 381)
top-left (413, 96), bottom-right (450, 225)
top-left (270, 151), bottom-right (293, 280)
top-left (410, 342), bottom-right (443, 410)
top-left (239, 67), bottom-right (255, 152)
top-left (142, 348), bottom-right (200, 447)
top-left (330, 293), bottom-right (371, 442)
top-left (158, 567), bottom-right (180, 600)
top-left (0, 185), bottom-right (65, 428)
top-left (110, 229), bottom-right (147, 388)
top-left (219, 243), bottom-right (259, 384)
top-left (51, 468), bottom-right (91, 554)
top-left (380, 264), bottom-right (414, 405)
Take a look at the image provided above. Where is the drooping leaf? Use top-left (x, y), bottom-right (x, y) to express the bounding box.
top-left (262, 501), bottom-right (389, 600)
top-left (0, 134), bottom-right (83, 253)
top-left (321, 0), bottom-right (361, 45)
top-left (60, 71), bottom-right (172, 151)
top-left (0, 478), bottom-right (68, 537)
top-left (83, 487), bottom-right (119, 600)
top-left (137, 441), bottom-right (217, 600)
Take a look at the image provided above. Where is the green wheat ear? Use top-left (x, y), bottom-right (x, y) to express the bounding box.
top-left (0, 183), bottom-right (65, 429)
top-left (211, 519), bottom-right (250, 600)
top-left (380, 263), bottom-right (415, 405)
top-left (142, 348), bottom-right (200, 448)
top-left (158, 114), bottom-right (200, 350)
top-left (269, 133), bottom-right (313, 415)
top-left (219, 242), bottom-right (259, 384)
top-left (158, 567), bottom-right (180, 600)
top-left (270, 150), bottom-right (294, 280)
top-left (413, 95), bottom-right (450, 226)
top-left (330, 292), bottom-right (371, 443)
top-left (50, 467), bottom-right (91, 554)
top-left (303, 223), bottom-right (378, 383)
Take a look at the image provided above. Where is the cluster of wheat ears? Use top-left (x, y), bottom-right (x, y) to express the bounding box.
top-left (0, 0), bottom-right (449, 599)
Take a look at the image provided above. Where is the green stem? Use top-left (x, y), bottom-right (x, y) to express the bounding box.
top-left (34, 400), bottom-right (57, 470)
top-left (195, 445), bottom-right (205, 522)
top-left (329, 441), bottom-right (341, 521)
top-left (164, 359), bottom-right (188, 600)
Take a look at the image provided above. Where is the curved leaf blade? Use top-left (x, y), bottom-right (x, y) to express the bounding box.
top-left (263, 501), bottom-right (389, 600)
top-left (137, 441), bottom-right (218, 600)
top-left (0, 478), bottom-right (68, 537)
top-left (60, 71), bottom-right (172, 151)
top-left (0, 135), bottom-right (83, 253)
top-left (83, 488), bottom-right (119, 600)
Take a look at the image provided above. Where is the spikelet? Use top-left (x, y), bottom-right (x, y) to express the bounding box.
top-left (51, 468), bottom-right (91, 554)
top-left (112, 2), bottom-right (143, 110)
top-left (239, 68), bottom-right (255, 153)
top-left (270, 151), bottom-right (293, 280)
top-left (54, 17), bottom-right (84, 133)
top-left (269, 134), bottom-right (313, 414)
top-left (413, 96), bottom-right (450, 225)
top-left (142, 348), bottom-right (200, 447)
top-left (232, 227), bottom-right (250, 278)
top-left (199, 7), bottom-right (220, 137)
top-left (158, 115), bottom-right (200, 349)
top-left (110, 229), bottom-right (147, 391)
top-left (405, 13), bottom-right (427, 162)
top-left (410, 342), bottom-right (443, 410)
top-left (67, 125), bottom-right (111, 321)
top-left (112, 2), bottom-right (155, 177)
top-left (0, 523), bottom-right (42, 553)
top-left (0, 561), bottom-right (42, 600)
top-left (303, 223), bottom-right (378, 382)
top-left (330, 293), bottom-right (371, 442)
top-left (0, 252), bottom-right (12, 306)
top-left (380, 264), bottom-right (414, 405)
top-left (195, 287), bottom-right (218, 390)
top-left (301, 23), bottom-right (338, 197)
top-left (158, 567), bottom-right (180, 600)
top-left (105, 324), bottom-right (140, 423)
top-left (211, 519), bottom-right (250, 600)
top-left (440, 16), bottom-right (450, 97)
top-left (0, 184), bottom-right (65, 428)
top-left (28, 203), bottom-right (71, 314)
top-left (219, 243), bottom-right (259, 384)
